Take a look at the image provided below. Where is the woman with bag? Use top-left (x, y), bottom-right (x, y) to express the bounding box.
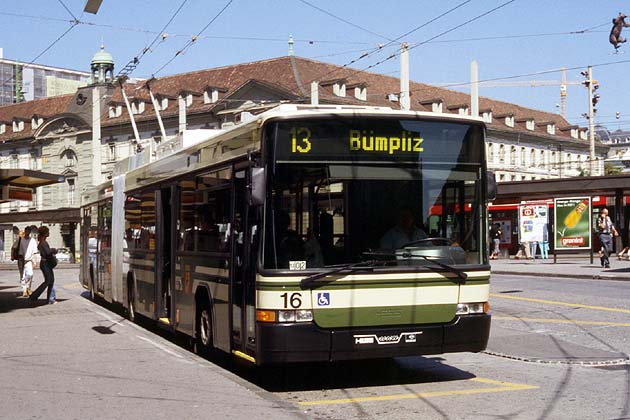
top-left (29, 226), bottom-right (58, 304)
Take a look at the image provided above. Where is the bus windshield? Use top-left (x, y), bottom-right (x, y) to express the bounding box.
top-left (263, 117), bottom-right (486, 270)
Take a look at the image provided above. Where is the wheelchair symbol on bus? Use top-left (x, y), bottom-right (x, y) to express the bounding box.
top-left (317, 292), bottom-right (330, 306)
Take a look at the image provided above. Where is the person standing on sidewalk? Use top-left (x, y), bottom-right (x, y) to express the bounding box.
top-left (20, 227), bottom-right (38, 297)
top-left (29, 226), bottom-right (58, 304)
top-left (489, 223), bottom-right (502, 259)
top-left (11, 227), bottom-right (25, 284)
top-left (538, 223), bottom-right (550, 259)
top-left (597, 208), bottom-right (618, 269)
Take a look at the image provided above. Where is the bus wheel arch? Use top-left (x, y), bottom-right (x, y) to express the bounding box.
top-left (194, 286), bottom-right (214, 354)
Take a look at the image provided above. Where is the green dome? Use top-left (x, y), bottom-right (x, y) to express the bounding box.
top-left (91, 44), bottom-right (113, 65)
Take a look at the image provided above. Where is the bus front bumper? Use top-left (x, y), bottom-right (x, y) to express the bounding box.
top-left (255, 314), bottom-right (491, 365)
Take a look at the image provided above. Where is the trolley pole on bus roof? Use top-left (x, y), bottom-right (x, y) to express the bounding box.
top-left (400, 43), bottom-right (410, 111)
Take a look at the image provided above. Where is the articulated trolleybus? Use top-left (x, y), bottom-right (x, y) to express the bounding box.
top-left (80, 104), bottom-right (492, 365)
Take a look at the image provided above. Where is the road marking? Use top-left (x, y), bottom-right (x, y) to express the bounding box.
top-left (297, 378), bottom-right (537, 406)
top-left (490, 293), bottom-right (630, 314)
top-left (494, 316), bottom-right (630, 327)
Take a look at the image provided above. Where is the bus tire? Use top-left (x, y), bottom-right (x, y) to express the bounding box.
top-left (127, 276), bottom-right (136, 322)
top-left (195, 298), bottom-right (213, 356)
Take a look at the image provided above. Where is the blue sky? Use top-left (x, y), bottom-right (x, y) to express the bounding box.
top-left (2, 1), bottom-right (630, 132)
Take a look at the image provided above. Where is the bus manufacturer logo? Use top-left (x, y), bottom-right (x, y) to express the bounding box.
top-left (353, 332), bottom-right (423, 345)
top-left (317, 292), bottom-right (330, 306)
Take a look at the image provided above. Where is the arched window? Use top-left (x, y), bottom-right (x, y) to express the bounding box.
top-left (61, 149), bottom-right (77, 168)
top-left (499, 145), bottom-right (506, 163)
top-left (510, 146), bottom-right (517, 166)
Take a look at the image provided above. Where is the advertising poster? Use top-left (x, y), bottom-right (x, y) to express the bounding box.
top-left (554, 197), bottom-right (591, 250)
top-left (518, 203), bottom-right (548, 243)
top-left (493, 218), bottom-right (512, 246)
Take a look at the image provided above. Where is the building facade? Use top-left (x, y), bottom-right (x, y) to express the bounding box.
top-left (0, 49), bottom-right (609, 258)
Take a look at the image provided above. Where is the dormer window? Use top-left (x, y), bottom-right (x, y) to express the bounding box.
top-left (0, 123), bottom-right (5, 134)
top-left (203, 89), bottom-right (219, 104)
top-left (109, 105), bottom-right (122, 118)
top-left (333, 82), bottom-right (346, 97)
top-left (547, 124), bottom-right (555, 135)
top-left (186, 94), bottom-right (193, 107)
top-left (160, 97), bottom-right (168, 110)
top-left (506, 116), bottom-right (514, 127)
top-left (580, 129), bottom-right (588, 140)
top-left (12, 120), bottom-right (24, 132)
top-left (386, 93), bottom-right (399, 102)
top-left (131, 100), bottom-right (145, 115)
top-left (354, 86), bottom-right (366, 101)
top-left (526, 120), bottom-right (535, 130)
top-left (421, 99), bottom-right (444, 113)
top-left (481, 109), bottom-right (492, 123)
top-left (31, 116), bottom-right (44, 129)
top-left (447, 104), bottom-right (469, 116)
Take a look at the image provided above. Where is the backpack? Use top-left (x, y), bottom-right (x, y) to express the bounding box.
top-left (11, 238), bottom-right (21, 261)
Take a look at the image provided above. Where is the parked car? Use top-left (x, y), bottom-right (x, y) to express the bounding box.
top-left (55, 248), bottom-right (72, 263)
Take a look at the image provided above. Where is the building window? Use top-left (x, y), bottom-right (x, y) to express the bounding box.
top-left (547, 124), bottom-right (555, 135)
top-left (333, 83), bottom-right (346, 97)
top-left (499, 144), bottom-right (505, 163)
top-left (30, 152), bottom-right (38, 170)
top-left (487, 143), bottom-right (494, 163)
top-left (510, 146), bottom-right (517, 166)
top-left (109, 105), bottom-right (122, 118)
top-left (482, 111), bottom-right (492, 123)
top-left (186, 94), bottom-right (193, 107)
top-left (67, 178), bottom-right (76, 206)
top-left (10, 154), bottom-right (18, 169)
top-left (159, 97), bottom-right (168, 110)
top-left (62, 149), bottom-right (77, 168)
top-left (108, 143), bottom-right (117, 161)
top-left (0, 124), bottom-right (5, 134)
top-left (530, 149), bottom-right (536, 166)
top-left (526, 120), bottom-right (535, 131)
top-left (131, 100), bottom-right (145, 114)
top-left (12, 120), bottom-right (24, 132)
top-left (520, 147), bottom-right (526, 165)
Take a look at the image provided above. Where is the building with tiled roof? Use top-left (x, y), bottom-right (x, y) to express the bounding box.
top-left (0, 53), bottom-right (609, 256)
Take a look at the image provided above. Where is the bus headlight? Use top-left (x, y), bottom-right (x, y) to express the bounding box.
top-left (296, 310), bottom-right (313, 322)
top-left (278, 310), bottom-right (296, 322)
top-left (456, 302), bottom-right (489, 315)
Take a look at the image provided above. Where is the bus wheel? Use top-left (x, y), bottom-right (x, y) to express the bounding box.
top-left (196, 303), bottom-right (213, 355)
top-left (127, 281), bottom-right (136, 322)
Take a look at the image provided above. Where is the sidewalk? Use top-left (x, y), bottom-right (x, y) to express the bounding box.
top-left (490, 255), bottom-right (630, 280)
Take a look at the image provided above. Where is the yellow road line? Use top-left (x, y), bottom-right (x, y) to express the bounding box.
top-left (297, 378), bottom-right (537, 406)
top-left (490, 293), bottom-right (630, 314)
top-left (493, 316), bottom-right (630, 327)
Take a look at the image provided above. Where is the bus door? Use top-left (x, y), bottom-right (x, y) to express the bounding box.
top-left (156, 185), bottom-right (176, 324)
top-left (230, 169), bottom-right (258, 356)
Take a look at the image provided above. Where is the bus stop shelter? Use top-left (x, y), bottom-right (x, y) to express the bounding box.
top-left (490, 173), bottom-right (630, 255)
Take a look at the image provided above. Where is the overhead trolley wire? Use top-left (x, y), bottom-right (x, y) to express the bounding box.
top-left (0, 21), bottom-right (79, 89)
top-left (296, 0), bottom-right (393, 42)
top-left (152, 0), bottom-right (235, 77)
top-left (302, 0), bottom-right (474, 86)
top-left (56, 0), bottom-right (78, 21)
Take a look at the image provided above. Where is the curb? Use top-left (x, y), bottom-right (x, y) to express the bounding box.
top-left (491, 270), bottom-right (630, 281)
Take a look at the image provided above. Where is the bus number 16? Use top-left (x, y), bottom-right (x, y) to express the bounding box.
top-left (280, 292), bottom-right (302, 308)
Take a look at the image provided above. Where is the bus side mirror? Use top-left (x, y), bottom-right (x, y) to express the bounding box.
top-left (249, 167), bottom-right (265, 206)
top-left (487, 171), bottom-right (497, 201)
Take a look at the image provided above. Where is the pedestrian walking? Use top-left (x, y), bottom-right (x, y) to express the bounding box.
top-left (20, 227), bottom-right (38, 297)
top-left (597, 208), bottom-right (618, 269)
top-left (29, 226), bottom-right (58, 304)
top-left (11, 227), bottom-right (26, 285)
top-left (489, 223), bottom-right (502, 259)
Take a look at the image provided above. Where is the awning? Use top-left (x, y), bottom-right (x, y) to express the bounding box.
top-left (0, 169), bottom-right (65, 188)
top-left (0, 169), bottom-right (65, 204)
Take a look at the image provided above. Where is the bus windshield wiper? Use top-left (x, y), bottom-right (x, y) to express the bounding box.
top-left (299, 260), bottom-right (381, 290)
top-left (363, 250), bottom-right (468, 281)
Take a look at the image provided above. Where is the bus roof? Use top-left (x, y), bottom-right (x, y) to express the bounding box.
top-left (81, 104), bottom-right (485, 206)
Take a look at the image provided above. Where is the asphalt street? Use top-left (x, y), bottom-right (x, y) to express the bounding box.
top-left (1, 268), bottom-right (629, 419)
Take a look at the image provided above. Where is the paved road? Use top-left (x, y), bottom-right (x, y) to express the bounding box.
top-left (0, 269), bottom-right (303, 420)
top-left (2, 268), bottom-right (629, 419)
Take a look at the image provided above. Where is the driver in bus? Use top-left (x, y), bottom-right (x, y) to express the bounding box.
top-left (380, 207), bottom-right (427, 249)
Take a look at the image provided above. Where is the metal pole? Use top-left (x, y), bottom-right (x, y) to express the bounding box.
top-left (588, 66), bottom-right (595, 175)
